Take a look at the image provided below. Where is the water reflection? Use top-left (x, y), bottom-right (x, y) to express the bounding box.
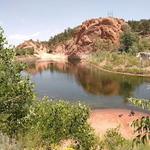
top-left (23, 60), bottom-right (150, 109)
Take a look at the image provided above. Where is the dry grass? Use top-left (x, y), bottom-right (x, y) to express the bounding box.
top-left (89, 51), bottom-right (150, 74)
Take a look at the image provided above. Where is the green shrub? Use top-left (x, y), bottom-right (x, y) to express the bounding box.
top-left (128, 98), bottom-right (150, 145)
top-left (15, 48), bottom-right (34, 56)
top-left (128, 98), bottom-right (150, 110)
top-left (48, 28), bottom-right (75, 48)
top-left (89, 51), bottom-right (141, 68)
top-left (21, 99), bottom-right (100, 150)
top-left (103, 128), bottom-right (132, 150)
top-left (0, 27), bottom-right (102, 150)
top-left (138, 37), bottom-right (150, 52)
top-left (120, 30), bottom-right (139, 53)
top-left (0, 27), bottom-right (35, 137)
top-left (128, 19), bottom-right (150, 35)
top-left (93, 39), bottom-right (117, 52)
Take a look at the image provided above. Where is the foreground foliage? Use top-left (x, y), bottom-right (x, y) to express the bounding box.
top-left (128, 97), bottom-right (150, 145)
top-left (0, 27), bottom-right (34, 137)
top-left (21, 99), bottom-right (100, 149)
top-left (128, 98), bottom-right (150, 111)
top-left (0, 27), bottom-right (100, 149)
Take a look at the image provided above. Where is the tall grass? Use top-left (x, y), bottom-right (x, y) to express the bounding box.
top-left (89, 51), bottom-right (150, 74)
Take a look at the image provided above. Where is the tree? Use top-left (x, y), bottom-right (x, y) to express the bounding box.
top-left (0, 27), bottom-right (34, 137)
top-left (128, 19), bottom-right (150, 35)
top-left (120, 29), bottom-right (139, 53)
top-left (139, 20), bottom-right (150, 35)
top-left (0, 27), bottom-right (100, 149)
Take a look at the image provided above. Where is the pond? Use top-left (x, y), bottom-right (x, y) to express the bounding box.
top-left (22, 60), bottom-right (150, 110)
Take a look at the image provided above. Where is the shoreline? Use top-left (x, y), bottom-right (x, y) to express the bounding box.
top-left (82, 60), bottom-right (150, 78)
top-left (89, 108), bottom-right (150, 139)
top-left (16, 53), bottom-right (68, 62)
top-left (16, 54), bottom-right (150, 78)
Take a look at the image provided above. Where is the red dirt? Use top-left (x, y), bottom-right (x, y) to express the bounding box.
top-left (89, 109), bottom-right (150, 139)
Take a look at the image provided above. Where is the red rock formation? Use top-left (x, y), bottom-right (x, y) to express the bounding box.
top-left (16, 39), bottom-right (49, 54)
top-left (17, 17), bottom-right (127, 58)
top-left (64, 17), bottom-right (127, 57)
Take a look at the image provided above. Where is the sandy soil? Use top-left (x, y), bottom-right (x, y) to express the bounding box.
top-left (16, 52), bottom-right (68, 62)
top-left (89, 108), bottom-right (150, 139)
top-left (34, 52), bottom-right (67, 61)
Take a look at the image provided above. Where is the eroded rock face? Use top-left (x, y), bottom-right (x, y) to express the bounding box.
top-left (17, 17), bottom-right (127, 58)
top-left (64, 17), bottom-right (127, 57)
top-left (16, 39), bottom-right (49, 54)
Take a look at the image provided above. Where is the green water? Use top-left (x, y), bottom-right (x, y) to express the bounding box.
top-left (22, 60), bottom-right (150, 111)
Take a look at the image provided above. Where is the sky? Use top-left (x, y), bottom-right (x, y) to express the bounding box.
top-left (0, 0), bottom-right (150, 45)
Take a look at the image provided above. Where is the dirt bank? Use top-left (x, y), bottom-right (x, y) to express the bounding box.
top-left (89, 108), bottom-right (150, 139)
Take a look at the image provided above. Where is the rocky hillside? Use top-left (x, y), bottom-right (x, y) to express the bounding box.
top-left (17, 17), bottom-right (127, 58)
top-left (63, 17), bottom-right (127, 57)
top-left (16, 39), bottom-right (50, 54)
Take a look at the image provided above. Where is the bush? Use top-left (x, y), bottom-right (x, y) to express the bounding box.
top-left (89, 51), bottom-right (141, 69)
top-left (0, 27), bottom-right (102, 149)
top-left (0, 27), bottom-right (34, 137)
top-left (103, 128), bottom-right (131, 150)
top-left (93, 39), bottom-right (117, 52)
top-left (120, 29), bottom-right (139, 53)
top-left (48, 28), bottom-right (75, 48)
top-left (15, 48), bottom-right (34, 56)
top-left (128, 98), bottom-right (150, 145)
top-left (138, 37), bottom-right (150, 52)
top-left (128, 19), bottom-right (150, 35)
top-left (21, 99), bottom-right (100, 150)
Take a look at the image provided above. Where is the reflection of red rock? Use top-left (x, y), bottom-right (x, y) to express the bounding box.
top-left (26, 61), bottom-right (121, 95)
top-left (26, 61), bottom-right (74, 75)
top-left (76, 70), bottom-right (120, 96)
top-left (26, 61), bottom-right (144, 96)
top-left (27, 61), bottom-right (52, 75)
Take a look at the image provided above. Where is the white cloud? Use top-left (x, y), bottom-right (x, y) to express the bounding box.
top-left (8, 32), bottom-right (40, 46)
top-left (9, 32), bottom-right (40, 41)
top-left (8, 27), bottom-right (66, 46)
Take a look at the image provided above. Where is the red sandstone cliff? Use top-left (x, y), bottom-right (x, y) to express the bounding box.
top-left (17, 17), bottom-right (127, 58)
top-left (55, 17), bottom-right (127, 57)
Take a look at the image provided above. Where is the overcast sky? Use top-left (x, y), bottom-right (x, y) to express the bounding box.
top-left (0, 0), bottom-right (150, 45)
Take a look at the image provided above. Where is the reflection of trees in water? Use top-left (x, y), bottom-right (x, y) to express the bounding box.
top-left (75, 67), bottom-right (120, 96)
top-left (25, 61), bottom-right (150, 98)
top-left (74, 65), bottom-right (148, 98)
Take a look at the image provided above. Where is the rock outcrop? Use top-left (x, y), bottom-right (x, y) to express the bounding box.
top-left (63, 17), bottom-right (127, 57)
top-left (16, 39), bottom-right (50, 54)
top-left (17, 17), bottom-right (127, 59)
